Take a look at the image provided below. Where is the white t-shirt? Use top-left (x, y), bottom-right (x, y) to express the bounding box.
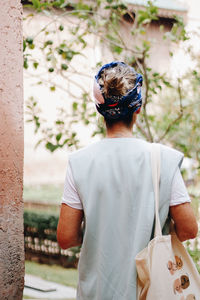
top-left (62, 164), bottom-right (191, 210)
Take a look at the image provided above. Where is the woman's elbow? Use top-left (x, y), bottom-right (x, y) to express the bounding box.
top-left (170, 203), bottom-right (199, 242)
top-left (177, 221), bottom-right (199, 242)
top-left (57, 229), bottom-right (81, 249)
top-left (188, 221), bottom-right (199, 239)
top-left (57, 238), bottom-right (69, 249)
top-left (57, 236), bottom-right (74, 249)
top-left (57, 228), bottom-right (72, 249)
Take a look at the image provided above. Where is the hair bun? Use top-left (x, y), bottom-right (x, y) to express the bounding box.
top-left (99, 64), bottom-right (137, 99)
top-left (103, 77), bottom-right (126, 97)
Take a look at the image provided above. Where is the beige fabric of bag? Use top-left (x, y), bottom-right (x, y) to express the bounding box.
top-left (135, 143), bottom-right (200, 300)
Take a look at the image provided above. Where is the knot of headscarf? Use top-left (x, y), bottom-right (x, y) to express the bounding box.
top-left (93, 61), bottom-right (143, 120)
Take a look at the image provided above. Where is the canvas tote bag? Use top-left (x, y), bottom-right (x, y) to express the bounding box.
top-left (135, 143), bottom-right (200, 300)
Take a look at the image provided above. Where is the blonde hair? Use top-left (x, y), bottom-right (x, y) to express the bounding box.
top-left (98, 64), bottom-right (137, 98)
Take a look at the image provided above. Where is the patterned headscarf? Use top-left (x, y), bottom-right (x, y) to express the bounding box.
top-left (93, 61), bottom-right (143, 120)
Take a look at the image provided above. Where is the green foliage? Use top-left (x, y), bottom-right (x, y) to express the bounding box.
top-left (26, 97), bottom-right (41, 133)
top-left (24, 209), bottom-right (81, 268)
top-left (24, 0), bottom-right (69, 12)
top-left (24, 209), bottom-right (59, 241)
top-left (26, 97), bottom-right (80, 150)
top-left (31, 0), bottom-right (41, 10)
top-left (137, 1), bottom-right (158, 25)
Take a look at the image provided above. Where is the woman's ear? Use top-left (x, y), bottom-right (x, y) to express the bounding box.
top-left (136, 107), bottom-right (141, 114)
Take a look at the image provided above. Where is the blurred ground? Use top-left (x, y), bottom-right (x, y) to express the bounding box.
top-left (23, 261), bottom-right (78, 300)
top-left (24, 274), bottom-right (76, 299)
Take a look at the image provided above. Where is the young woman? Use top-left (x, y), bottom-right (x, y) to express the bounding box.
top-left (57, 61), bottom-right (198, 300)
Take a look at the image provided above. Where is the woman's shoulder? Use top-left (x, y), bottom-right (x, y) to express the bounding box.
top-left (158, 143), bottom-right (183, 156)
top-left (68, 140), bottom-right (103, 160)
top-left (156, 143), bottom-right (184, 168)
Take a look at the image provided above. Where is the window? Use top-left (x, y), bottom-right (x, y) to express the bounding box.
top-left (123, 11), bottom-right (136, 24)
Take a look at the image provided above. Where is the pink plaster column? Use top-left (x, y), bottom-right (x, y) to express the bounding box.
top-left (0, 1), bottom-right (24, 299)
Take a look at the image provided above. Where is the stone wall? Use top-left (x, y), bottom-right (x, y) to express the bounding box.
top-left (0, 1), bottom-right (24, 299)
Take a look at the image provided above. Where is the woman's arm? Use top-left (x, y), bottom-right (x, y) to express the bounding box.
top-left (57, 203), bottom-right (84, 249)
top-left (169, 202), bottom-right (198, 242)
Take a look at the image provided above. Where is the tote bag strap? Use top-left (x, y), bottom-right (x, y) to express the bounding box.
top-left (151, 143), bottom-right (162, 237)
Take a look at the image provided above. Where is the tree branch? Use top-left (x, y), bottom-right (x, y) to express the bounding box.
top-left (141, 53), bottom-right (153, 142)
top-left (158, 78), bottom-right (184, 142)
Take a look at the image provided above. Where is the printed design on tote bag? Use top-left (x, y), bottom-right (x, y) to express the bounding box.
top-left (174, 278), bottom-right (183, 294)
top-left (181, 275), bottom-right (190, 289)
top-left (174, 275), bottom-right (190, 295)
top-left (167, 255), bottom-right (183, 275)
top-left (175, 256), bottom-right (183, 269)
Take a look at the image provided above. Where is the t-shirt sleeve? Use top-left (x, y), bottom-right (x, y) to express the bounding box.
top-left (62, 163), bottom-right (83, 210)
top-left (170, 168), bottom-right (191, 206)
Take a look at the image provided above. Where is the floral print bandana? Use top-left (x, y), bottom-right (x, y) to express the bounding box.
top-left (93, 61), bottom-right (143, 120)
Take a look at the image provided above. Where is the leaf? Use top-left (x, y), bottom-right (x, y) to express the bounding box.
top-left (62, 50), bottom-right (80, 61)
top-left (24, 57), bottom-right (29, 69)
top-left (23, 39), bottom-right (26, 52)
top-left (29, 43), bottom-right (35, 50)
top-left (78, 36), bottom-right (87, 48)
top-left (59, 25), bottom-right (64, 31)
top-left (72, 102), bottom-right (78, 111)
top-left (89, 112), bottom-right (97, 117)
top-left (56, 133), bottom-right (62, 142)
top-left (63, 138), bottom-right (69, 145)
top-left (44, 40), bottom-right (53, 47)
top-left (84, 120), bottom-right (89, 125)
top-left (82, 102), bottom-right (87, 110)
top-left (61, 64), bottom-right (68, 70)
top-left (33, 62), bottom-right (39, 69)
top-left (26, 37), bottom-right (33, 44)
top-left (31, 0), bottom-right (41, 9)
top-left (153, 72), bottom-right (159, 77)
top-left (55, 120), bottom-right (64, 125)
top-left (163, 80), bottom-right (172, 88)
top-left (112, 45), bottom-right (123, 54)
top-left (34, 116), bottom-right (40, 128)
top-left (46, 142), bottom-right (59, 152)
